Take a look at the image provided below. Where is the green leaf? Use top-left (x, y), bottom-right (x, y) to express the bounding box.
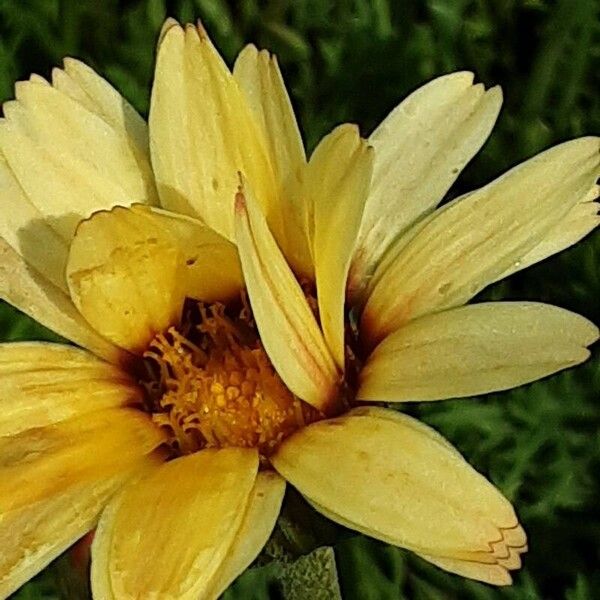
top-left (278, 546), bottom-right (342, 600)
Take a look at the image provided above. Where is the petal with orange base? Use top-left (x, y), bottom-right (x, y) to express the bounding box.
top-left (0, 407), bottom-right (165, 514)
top-left (234, 182), bottom-right (340, 412)
top-left (307, 124), bottom-right (373, 368)
top-left (358, 302), bottom-right (598, 402)
top-left (0, 342), bottom-right (141, 437)
top-left (349, 73), bottom-right (502, 304)
top-left (272, 407), bottom-right (526, 585)
top-left (362, 137), bottom-right (600, 347)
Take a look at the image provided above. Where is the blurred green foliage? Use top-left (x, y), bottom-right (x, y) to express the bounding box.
top-left (0, 0), bottom-right (598, 598)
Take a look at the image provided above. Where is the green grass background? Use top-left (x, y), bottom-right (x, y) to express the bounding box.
top-left (0, 0), bottom-right (599, 598)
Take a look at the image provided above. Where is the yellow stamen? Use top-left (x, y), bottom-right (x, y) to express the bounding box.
top-left (143, 302), bottom-right (321, 456)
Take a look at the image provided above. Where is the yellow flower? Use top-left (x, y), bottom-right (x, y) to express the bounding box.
top-left (0, 17), bottom-right (598, 598)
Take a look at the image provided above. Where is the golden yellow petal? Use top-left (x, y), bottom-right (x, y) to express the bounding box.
top-left (149, 21), bottom-right (277, 241)
top-left (362, 137), bottom-right (600, 346)
top-left (140, 206), bottom-right (244, 302)
top-left (234, 181), bottom-right (339, 412)
top-left (272, 408), bottom-right (525, 563)
top-left (349, 73), bottom-right (502, 304)
top-left (0, 407), bottom-right (165, 514)
top-left (0, 463), bottom-right (156, 599)
top-left (91, 448), bottom-right (258, 600)
top-left (206, 471), bottom-right (286, 599)
top-left (67, 207), bottom-right (184, 354)
top-left (307, 124), bottom-right (373, 367)
top-left (358, 302), bottom-right (598, 402)
top-left (0, 238), bottom-right (123, 364)
top-left (67, 205), bottom-right (239, 354)
top-left (233, 45), bottom-right (312, 278)
top-left (0, 342), bottom-right (141, 437)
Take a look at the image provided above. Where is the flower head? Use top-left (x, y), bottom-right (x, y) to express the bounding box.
top-left (0, 18), bottom-right (598, 598)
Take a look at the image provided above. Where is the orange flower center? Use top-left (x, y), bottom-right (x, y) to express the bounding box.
top-left (142, 300), bottom-right (322, 457)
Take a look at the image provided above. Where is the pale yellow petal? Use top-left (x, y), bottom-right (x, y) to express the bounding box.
top-left (67, 205), bottom-right (241, 354)
top-left (307, 491), bottom-right (524, 581)
top-left (358, 302), bottom-right (598, 402)
top-left (91, 448), bottom-right (258, 600)
top-left (233, 45), bottom-right (305, 180)
top-left (0, 238), bottom-right (124, 363)
top-left (0, 407), bottom-right (165, 514)
top-left (13, 70), bottom-right (154, 202)
top-left (0, 342), bottom-right (141, 437)
top-left (308, 124), bottom-right (373, 367)
top-left (233, 44), bottom-right (312, 278)
top-left (349, 73), bottom-right (502, 304)
top-left (156, 17), bottom-right (180, 46)
top-left (0, 60), bottom-right (155, 295)
top-left (494, 183), bottom-right (599, 282)
top-left (57, 57), bottom-right (150, 158)
top-left (0, 463), bottom-right (157, 599)
top-left (27, 74), bottom-right (49, 85)
top-left (0, 68), bottom-right (156, 282)
top-left (234, 182), bottom-right (339, 412)
top-left (149, 21), bottom-right (277, 241)
top-left (362, 137), bottom-right (600, 346)
top-left (347, 405), bottom-right (462, 456)
top-left (207, 471), bottom-right (286, 600)
top-left (0, 154), bottom-right (68, 291)
top-left (0, 116), bottom-right (119, 239)
top-left (415, 553), bottom-right (513, 586)
top-left (272, 408), bottom-right (526, 566)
